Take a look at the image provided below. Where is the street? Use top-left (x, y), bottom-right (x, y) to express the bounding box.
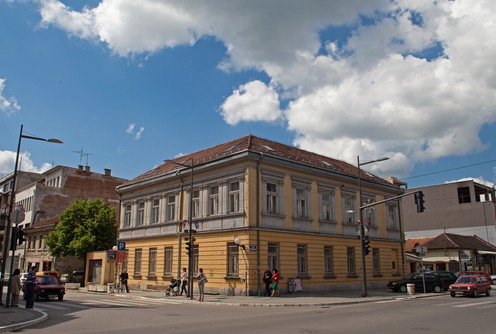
top-left (7, 291), bottom-right (496, 334)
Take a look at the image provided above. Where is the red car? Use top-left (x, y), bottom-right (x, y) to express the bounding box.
top-left (449, 275), bottom-right (491, 297)
top-left (34, 275), bottom-right (66, 301)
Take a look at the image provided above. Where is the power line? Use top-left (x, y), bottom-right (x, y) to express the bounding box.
top-left (400, 159), bottom-right (496, 181)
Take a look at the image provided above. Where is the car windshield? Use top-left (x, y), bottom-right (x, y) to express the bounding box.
top-left (37, 276), bottom-right (59, 285)
top-left (456, 276), bottom-right (475, 283)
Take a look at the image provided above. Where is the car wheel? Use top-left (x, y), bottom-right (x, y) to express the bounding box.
top-left (473, 289), bottom-right (478, 298)
top-left (450, 292), bottom-right (456, 298)
top-left (58, 294), bottom-right (64, 301)
top-left (485, 289), bottom-right (490, 297)
top-left (433, 285), bottom-right (442, 293)
top-left (493, 279), bottom-right (496, 285)
top-left (399, 285), bottom-right (407, 293)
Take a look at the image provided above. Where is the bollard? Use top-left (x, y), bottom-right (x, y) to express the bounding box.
top-left (407, 283), bottom-right (415, 295)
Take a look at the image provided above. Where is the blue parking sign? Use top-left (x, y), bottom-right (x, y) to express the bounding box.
top-left (117, 241), bottom-right (126, 251)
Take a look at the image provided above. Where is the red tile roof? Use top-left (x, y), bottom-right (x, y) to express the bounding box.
top-left (405, 237), bottom-right (433, 252)
top-left (423, 233), bottom-right (496, 251)
top-left (120, 135), bottom-right (393, 188)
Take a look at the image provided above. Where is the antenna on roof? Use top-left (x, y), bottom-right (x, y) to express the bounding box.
top-left (72, 147), bottom-right (93, 166)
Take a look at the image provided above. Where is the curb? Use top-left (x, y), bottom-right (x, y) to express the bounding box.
top-left (0, 309), bottom-right (48, 333)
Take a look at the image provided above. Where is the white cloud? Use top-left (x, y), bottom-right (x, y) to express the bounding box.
top-left (0, 78), bottom-right (21, 116)
top-left (125, 123), bottom-right (144, 140)
top-left (0, 150), bottom-right (53, 176)
top-left (219, 80), bottom-right (281, 125)
top-left (38, 0), bottom-right (496, 178)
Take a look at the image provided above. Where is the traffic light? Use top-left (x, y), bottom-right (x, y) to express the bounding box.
top-left (414, 191), bottom-right (425, 213)
top-left (18, 228), bottom-right (26, 245)
top-left (10, 227), bottom-right (18, 251)
top-left (185, 237), bottom-right (195, 255)
top-left (363, 235), bottom-right (371, 256)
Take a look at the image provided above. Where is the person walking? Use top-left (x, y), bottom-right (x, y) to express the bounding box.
top-left (9, 269), bottom-right (22, 307)
top-left (196, 268), bottom-right (207, 302)
top-left (180, 268), bottom-right (188, 296)
top-left (24, 266), bottom-right (37, 309)
top-left (263, 267), bottom-right (272, 297)
top-left (270, 269), bottom-right (280, 297)
top-left (119, 270), bottom-right (129, 293)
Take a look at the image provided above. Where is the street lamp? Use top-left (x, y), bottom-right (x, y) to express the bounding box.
top-left (0, 124), bottom-right (62, 307)
top-left (357, 156), bottom-right (388, 298)
top-left (165, 158), bottom-right (195, 300)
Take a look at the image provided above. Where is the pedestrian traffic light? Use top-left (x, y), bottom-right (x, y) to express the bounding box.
top-left (10, 227), bottom-right (18, 251)
top-left (185, 237), bottom-right (195, 255)
top-left (18, 228), bottom-right (26, 245)
top-left (363, 235), bottom-right (371, 256)
top-left (414, 191), bottom-right (425, 213)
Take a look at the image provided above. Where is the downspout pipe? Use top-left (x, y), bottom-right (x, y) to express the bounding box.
top-left (256, 153), bottom-right (264, 296)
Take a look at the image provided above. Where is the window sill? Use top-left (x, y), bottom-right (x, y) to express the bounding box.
top-left (132, 274), bottom-right (142, 279)
top-left (292, 216), bottom-right (312, 222)
top-left (146, 275), bottom-right (157, 280)
top-left (224, 276), bottom-right (241, 280)
top-left (261, 212), bottom-right (285, 219)
top-left (347, 274), bottom-right (359, 278)
top-left (392, 273), bottom-right (402, 277)
top-left (372, 273), bottom-right (383, 278)
top-left (161, 275), bottom-right (173, 279)
top-left (319, 220), bottom-right (337, 224)
top-left (296, 275), bottom-right (311, 280)
top-left (324, 274), bottom-right (337, 279)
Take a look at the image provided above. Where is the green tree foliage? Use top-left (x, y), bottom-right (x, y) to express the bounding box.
top-left (46, 198), bottom-right (117, 259)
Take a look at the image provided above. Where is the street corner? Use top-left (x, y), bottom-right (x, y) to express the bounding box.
top-left (0, 307), bottom-right (48, 333)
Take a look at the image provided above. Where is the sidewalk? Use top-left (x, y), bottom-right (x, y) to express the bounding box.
top-left (0, 288), bottom-right (444, 332)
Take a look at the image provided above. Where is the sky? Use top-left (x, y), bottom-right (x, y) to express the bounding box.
top-left (1, 0), bottom-right (496, 189)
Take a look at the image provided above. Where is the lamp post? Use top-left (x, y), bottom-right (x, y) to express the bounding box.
top-left (357, 155), bottom-right (388, 298)
top-left (166, 158), bottom-right (195, 300)
top-left (0, 124), bottom-right (62, 307)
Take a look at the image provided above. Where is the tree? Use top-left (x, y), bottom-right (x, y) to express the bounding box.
top-left (46, 198), bottom-right (117, 260)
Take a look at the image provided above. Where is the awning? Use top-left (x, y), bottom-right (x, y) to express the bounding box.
top-left (478, 250), bottom-right (496, 255)
top-left (421, 256), bottom-right (457, 262)
top-left (407, 253), bottom-right (421, 262)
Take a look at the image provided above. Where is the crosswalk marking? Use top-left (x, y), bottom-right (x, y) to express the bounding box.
top-left (452, 300), bottom-right (495, 308)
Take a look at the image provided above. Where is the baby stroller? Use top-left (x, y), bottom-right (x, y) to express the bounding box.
top-left (166, 278), bottom-right (180, 296)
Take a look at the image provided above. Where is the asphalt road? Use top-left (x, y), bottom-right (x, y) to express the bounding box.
top-left (14, 291), bottom-right (496, 334)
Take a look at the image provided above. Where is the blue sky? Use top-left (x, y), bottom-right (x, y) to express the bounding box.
top-left (1, 0), bottom-right (496, 189)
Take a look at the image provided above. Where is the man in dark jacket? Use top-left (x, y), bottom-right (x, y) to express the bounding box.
top-left (263, 267), bottom-right (272, 297)
top-left (119, 270), bottom-right (129, 293)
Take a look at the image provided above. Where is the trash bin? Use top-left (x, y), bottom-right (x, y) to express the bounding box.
top-left (407, 283), bottom-right (415, 295)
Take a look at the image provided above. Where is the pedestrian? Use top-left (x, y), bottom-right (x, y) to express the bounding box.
top-left (24, 266), bottom-right (37, 309)
top-left (263, 267), bottom-right (272, 297)
top-left (180, 268), bottom-right (188, 296)
top-left (270, 269), bottom-right (280, 297)
top-left (119, 269), bottom-right (129, 293)
top-left (9, 268), bottom-right (22, 307)
top-left (197, 268), bottom-right (207, 302)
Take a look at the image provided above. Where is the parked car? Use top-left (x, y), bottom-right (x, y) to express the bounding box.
top-left (36, 271), bottom-right (61, 282)
top-left (449, 275), bottom-right (491, 297)
top-left (34, 275), bottom-right (66, 301)
top-left (70, 271), bottom-right (85, 285)
top-left (427, 271), bottom-right (458, 290)
top-left (387, 273), bottom-right (443, 293)
top-left (457, 271), bottom-right (492, 283)
top-left (60, 273), bottom-right (70, 283)
top-left (20, 272), bottom-right (29, 285)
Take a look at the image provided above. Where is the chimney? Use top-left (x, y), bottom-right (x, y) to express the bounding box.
top-left (84, 166), bottom-right (91, 172)
top-left (104, 169), bottom-right (111, 176)
top-left (78, 165), bottom-right (84, 171)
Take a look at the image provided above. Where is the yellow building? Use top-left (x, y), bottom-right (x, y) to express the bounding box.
top-left (116, 135), bottom-right (405, 295)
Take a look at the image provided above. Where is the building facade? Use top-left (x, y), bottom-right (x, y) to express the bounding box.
top-left (402, 180), bottom-right (496, 245)
top-left (17, 165), bottom-right (127, 274)
top-left (117, 136), bottom-right (405, 295)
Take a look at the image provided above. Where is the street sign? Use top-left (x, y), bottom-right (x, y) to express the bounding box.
top-left (107, 250), bottom-right (116, 259)
top-left (117, 241), bottom-right (126, 251)
top-left (416, 246), bottom-right (427, 257)
top-left (249, 245), bottom-right (257, 251)
top-left (117, 250), bottom-right (126, 263)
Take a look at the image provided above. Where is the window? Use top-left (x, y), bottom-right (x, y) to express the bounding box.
top-left (324, 246), bottom-right (334, 276)
top-left (209, 185), bottom-right (219, 215)
top-left (228, 181), bottom-right (240, 213)
top-left (347, 247), bottom-right (356, 275)
top-left (151, 199), bottom-right (160, 224)
top-left (227, 243), bottom-right (239, 277)
top-left (296, 189), bottom-right (307, 218)
top-left (343, 195), bottom-right (356, 224)
top-left (192, 190), bottom-right (200, 218)
top-left (123, 205), bottom-right (132, 228)
top-left (192, 245), bottom-right (199, 275)
top-left (268, 243), bottom-right (279, 272)
top-left (149, 248), bottom-right (157, 276)
top-left (321, 193), bottom-right (333, 221)
top-left (266, 183), bottom-right (278, 214)
top-left (387, 204), bottom-right (398, 230)
top-left (297, 244), bottom-right (308, 276)
top-left (136, 202), bottom-right (145, 226)
top-left (166, 195), bottom-right (176, 221)
top-left (458, 187), bottom-right (471, 203)
top-left (164, 247), bottom-right (173, 276)
top-left (134, 249), bottom-right (142, 275)
top-left (372, 248), bottom-right (381, 275)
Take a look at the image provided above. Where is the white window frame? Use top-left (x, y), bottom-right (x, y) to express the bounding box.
top-left (166, 195), bottom-right (176, 222)
top-left (387, 203), bottom-right (398, 230)
top-left (227, 243), bottom-right (239, 277)
top-left (228, 181), bottom-right (240, 213)
top-left (151, 199), bottom-right (160, 224)
top-left (136, 202), bottom-right (145, 226)
top-left (209, 185), bottom-right (220, 215)
top-left (324, 246), bottom-right (334, 276)
top-left (123, 204), bottom-right (132, 228)
top-left (342, 193), bottom-right (356, 225)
